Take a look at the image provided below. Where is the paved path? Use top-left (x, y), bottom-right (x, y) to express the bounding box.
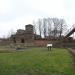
top-left (68, 48), bottom-right (75, 56)
top-left (68, 48), bottom-right (75, 65)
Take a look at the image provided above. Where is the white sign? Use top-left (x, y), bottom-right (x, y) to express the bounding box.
top-left (47, 44), bottom-right (52, 47)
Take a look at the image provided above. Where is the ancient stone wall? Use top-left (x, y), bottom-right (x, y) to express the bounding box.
top-left (11, 24), bottom-right (34, 44)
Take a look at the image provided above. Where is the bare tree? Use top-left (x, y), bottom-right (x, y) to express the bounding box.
top-left (43, 18), bottom-right (47, 38)
top-left (59, 19), bottom-right (67, 38)
top-left (52, 18), bottom-right (60, 38)
top-left (37, 19), bottom-right (42, 38)
top-left (7, 29), bottom-right (15, 38)
top-left (33, 17), bottom-right (67, 39)
top-left (33, 21), bottom-right (37, 39)
top-left (47, 18), bottom-right (53, 38)
top-left (33, 21), bottom-right (36, 35)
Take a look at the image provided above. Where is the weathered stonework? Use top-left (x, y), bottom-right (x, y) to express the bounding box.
top-left (11, 24), bottom-right (34, 44)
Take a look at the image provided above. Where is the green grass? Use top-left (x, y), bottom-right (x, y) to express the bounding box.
top-left (0, 47), bottom-right (75, 75)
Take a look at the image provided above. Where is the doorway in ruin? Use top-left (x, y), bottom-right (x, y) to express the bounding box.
top-left (21, 39), bottom-right (25, 43)
top-left (13, 37), bottom-right (16, 43)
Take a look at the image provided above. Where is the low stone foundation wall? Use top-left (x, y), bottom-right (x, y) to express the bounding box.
top-left (34, 40), bottom-right (55, 47)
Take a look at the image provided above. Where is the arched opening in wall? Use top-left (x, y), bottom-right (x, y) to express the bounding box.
top-left (21, 39), bottom-right (25, 43)
top-left (13, 37), bottom-right (16, 43)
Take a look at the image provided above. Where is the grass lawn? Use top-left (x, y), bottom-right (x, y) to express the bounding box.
top-left (0, 47), bottom-right (75, 75)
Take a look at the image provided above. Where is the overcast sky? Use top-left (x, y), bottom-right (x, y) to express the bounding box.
top-left (0, 0), bottom-right (75, 38)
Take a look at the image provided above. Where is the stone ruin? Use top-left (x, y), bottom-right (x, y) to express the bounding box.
top-left (11, 24), bottom-right (34, 44)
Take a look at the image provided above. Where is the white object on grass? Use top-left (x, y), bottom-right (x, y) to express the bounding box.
top-left (47, 44), bottom-right (52, 47)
